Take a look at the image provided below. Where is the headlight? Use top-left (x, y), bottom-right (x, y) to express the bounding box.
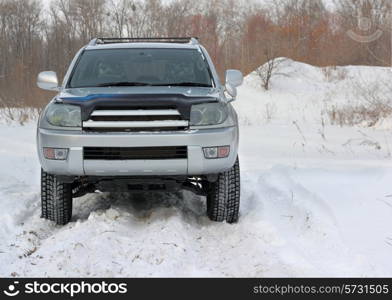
top-left (190, 102), bottom-right (228, 126)
top-left (46, 103), bottom-right (81, 127)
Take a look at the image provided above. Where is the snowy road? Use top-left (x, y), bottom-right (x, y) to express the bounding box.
top-left (1, 122), bottom-right (392, 277)
top-left (1, 60), bottom-right (392, 277)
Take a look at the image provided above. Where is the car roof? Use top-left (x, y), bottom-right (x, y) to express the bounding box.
top-left (85, 42), bottom-right (200, 51)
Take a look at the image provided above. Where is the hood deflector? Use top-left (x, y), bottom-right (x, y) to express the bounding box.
top-left (60, 93), bottom-right (218, 121)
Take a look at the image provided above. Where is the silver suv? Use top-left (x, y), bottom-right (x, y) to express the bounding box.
top-left (36, 37), bottom-right (243, 225)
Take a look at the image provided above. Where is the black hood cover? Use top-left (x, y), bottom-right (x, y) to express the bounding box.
top-left (60, 93), bottom-right (219, 121)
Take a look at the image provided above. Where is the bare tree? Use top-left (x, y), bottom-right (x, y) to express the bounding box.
top-left (108, 0), bottom-right (134, 37)
top-left (256, 54), bottom-right (286, 91)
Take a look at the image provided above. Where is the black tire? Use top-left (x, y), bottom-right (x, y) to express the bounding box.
top-left (207, 157), bottom-right (240, 223)
top-left (41, 169), bottom-right (73, 225)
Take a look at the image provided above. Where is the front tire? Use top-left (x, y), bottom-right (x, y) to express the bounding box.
top-left (41, 169), bottom-right (73, 225)
top-left (207, 157), bottom-right (240, 223)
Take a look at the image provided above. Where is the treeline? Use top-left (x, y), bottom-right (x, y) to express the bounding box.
top-left (0, 0), bottom-right (390, 107)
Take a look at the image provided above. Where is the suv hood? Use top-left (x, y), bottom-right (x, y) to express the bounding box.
top-left (59, 86), bottom-right (221, 99)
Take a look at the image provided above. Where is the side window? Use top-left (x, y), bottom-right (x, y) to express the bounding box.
top-left (194, 54), bottom-right (211, 84)
top-left (69, 54), bottom-right (93, 87)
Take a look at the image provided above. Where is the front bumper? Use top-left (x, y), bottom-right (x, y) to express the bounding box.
top-left (37, 127), bottom-right (238, 176)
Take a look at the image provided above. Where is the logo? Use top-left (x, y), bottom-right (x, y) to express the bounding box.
top-left (346, 0), bottom-right (383, 43)
top-left (3, 281), bottom-right (20, 297)
top-left (2, 280), bottom-right (127, 297)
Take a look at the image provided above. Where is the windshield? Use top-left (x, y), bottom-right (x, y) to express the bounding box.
top-left (68, 48), bottom-right (214, 88)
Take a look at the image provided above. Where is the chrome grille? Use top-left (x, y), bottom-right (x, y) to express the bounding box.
top-left (83, 108), bottom-right (188, 131)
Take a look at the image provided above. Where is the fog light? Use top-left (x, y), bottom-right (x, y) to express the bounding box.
top-left (203, 146), bottom-right (230, 159)
top-left (43, 147), bottom-right (68, 160)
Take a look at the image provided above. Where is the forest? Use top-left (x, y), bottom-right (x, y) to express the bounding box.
top-left (0, 0), bottom-right (390, 107)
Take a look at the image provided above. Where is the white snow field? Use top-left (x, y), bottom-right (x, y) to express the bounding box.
top-left (1, 59), bottom-right (392, 277)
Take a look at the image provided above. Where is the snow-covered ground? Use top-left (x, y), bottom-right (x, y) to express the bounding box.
top-left (1, 60), bottom-right (392, 277)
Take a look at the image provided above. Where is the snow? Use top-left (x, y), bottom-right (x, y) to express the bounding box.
top-left (1, 59), bottom-right (392, 277)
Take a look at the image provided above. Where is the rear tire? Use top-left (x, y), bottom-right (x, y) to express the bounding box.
top-left (207, 157), bottom-right (240, 223)
top-left (41, 169), bottom-right (73, 225)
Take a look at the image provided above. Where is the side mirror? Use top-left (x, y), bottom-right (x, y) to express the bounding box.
top-left (225, 69), bottom-right (243, 100)
top-left (37, 71), bottom-right (59, 91)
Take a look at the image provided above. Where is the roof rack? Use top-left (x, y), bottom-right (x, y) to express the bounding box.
top-left (88, 37), bottom-right (199, 46)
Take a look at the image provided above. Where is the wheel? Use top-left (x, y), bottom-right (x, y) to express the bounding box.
top-left (41, 169), bottom-right (73, 225)
top-left (207, 157), bottom-right (240, 223)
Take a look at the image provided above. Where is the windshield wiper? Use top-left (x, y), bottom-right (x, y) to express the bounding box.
top-left (153, 82), bottom-right (212, 87)
top-left (96, 81), bottom-right (151, 87)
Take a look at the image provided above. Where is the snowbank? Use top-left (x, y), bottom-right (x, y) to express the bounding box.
top-left (233, 58), bottom-right (392, 128)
